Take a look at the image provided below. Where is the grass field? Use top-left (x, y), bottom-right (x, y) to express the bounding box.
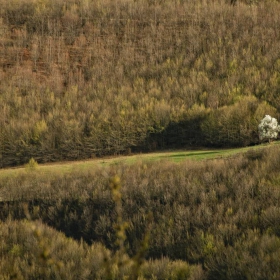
top-left (0, 141), bottom-right (278, 178)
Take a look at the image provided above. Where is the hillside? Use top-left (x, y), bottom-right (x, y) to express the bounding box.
top-left (0, 0), bottom-right (280, 167)
top-left (1, 143), bottom-right (280, 278)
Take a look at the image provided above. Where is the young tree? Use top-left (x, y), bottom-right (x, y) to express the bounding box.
top-left (258, 115), bottom-right (280, 142)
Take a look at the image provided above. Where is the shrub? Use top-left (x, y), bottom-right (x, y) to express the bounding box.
top-left (25, 157), bottom-right (38, 171)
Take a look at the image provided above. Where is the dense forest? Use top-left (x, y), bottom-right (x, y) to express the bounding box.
top-left (0, 0), bottom-right (280, 167)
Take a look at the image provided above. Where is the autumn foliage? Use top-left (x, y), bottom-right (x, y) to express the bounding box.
top-left (1, 144), bottom-right (280, 278)
top-left (0, 0), bottom-right (280, 166)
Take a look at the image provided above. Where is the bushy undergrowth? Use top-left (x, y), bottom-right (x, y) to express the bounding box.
top-left (0, 0), bottom-right (280, 166)
top-left (1, 145), bottom-right (280, 278)
top-left (0, 220), bottom-right (203, 279)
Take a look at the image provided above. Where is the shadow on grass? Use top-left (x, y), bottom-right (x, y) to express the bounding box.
top-left (154, 151), bottom-right (221, 161)
top-left (159, 151), bottom-right (220, 160)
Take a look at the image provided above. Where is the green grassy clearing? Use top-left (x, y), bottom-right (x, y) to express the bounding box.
top-left (0, 141), bottom-right (278, 179)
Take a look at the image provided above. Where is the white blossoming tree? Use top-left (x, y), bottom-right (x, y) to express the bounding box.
top-left (258, 115), bottom-right (280, 142)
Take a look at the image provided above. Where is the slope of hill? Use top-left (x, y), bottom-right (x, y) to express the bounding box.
top-left (2, 1), bottom-right (280, 276)
top-left (0, 0), bottom-right (280, 167)
top-left (1, 142), bottom-right (280, 279)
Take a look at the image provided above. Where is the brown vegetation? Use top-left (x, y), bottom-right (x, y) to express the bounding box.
top-left (1, 144), bottom-right (280, 278)
top-left (2, 0), bottom-right (280, 277)
top-left (0, 0), bottom-right (280, 166)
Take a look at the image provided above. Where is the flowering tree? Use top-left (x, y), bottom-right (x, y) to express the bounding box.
top-left (258, 115), bottom-right (280, 142)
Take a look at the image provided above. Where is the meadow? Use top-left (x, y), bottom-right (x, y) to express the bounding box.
top-left (0, 141), bottom-right (274, 178)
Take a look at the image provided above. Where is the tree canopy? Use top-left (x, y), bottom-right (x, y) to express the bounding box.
top-left (0, 0), bottom-right (280, 166)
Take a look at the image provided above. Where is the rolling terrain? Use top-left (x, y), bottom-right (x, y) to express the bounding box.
top-left (1, 143), bottom-right (280, 279)
top-left (1, 0), bottom-right (280, 279)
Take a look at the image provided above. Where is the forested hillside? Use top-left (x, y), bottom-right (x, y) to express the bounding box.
top-left (1, 0), bottom-right (280, 166)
